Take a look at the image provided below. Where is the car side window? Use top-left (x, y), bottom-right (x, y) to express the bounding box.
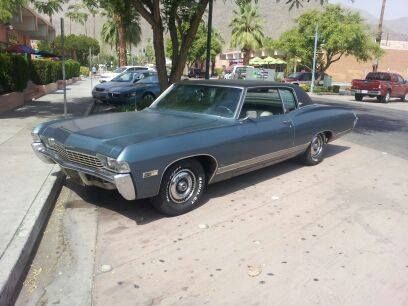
top-left (240, 88), bottom-right (284, 119)
top-left (397, 75), bottom-right (404, 83)
top-left (279, 89), bottom-right (297, 112)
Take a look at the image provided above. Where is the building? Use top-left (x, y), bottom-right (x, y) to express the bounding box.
top-left (0, 6), bottom-right (55, 50)
top-left (326, 40), bottom-right (408, 83)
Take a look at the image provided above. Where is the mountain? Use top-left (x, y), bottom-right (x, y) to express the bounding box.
top-left (38, 0), bottom-right (407, 55)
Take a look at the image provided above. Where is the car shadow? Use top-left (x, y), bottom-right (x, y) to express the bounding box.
top-left (63, 143), bottom-right (350, 225)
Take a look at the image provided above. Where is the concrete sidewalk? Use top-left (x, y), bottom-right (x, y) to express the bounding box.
top-left (0, 79), bottom-right (94, 305)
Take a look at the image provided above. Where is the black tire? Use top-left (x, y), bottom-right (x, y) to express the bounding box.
top-left (151, 159), bottom-right (206, 216)
top-left (301, 133), bottom-right (327, 166)
top-left (380, 90), bottom-right (391, 103)
top-left (355, 94), bottom-right (363, 101)
top-left (143, 92), bottom-right (155, 104)
top-left (401, 92), bottom-right (408, 102)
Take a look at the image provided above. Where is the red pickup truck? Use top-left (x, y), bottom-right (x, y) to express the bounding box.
top-left (351, 72), bottom-right (408, 103)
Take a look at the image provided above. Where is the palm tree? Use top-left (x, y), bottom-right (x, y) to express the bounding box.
top-left (65, 4), bottom-right (88, 35)
top-left (33, 0), bottom-right (63, 24)
top-left (101, 15), bottom-right (141, 66)
top-left (229, 3), bottom-right (264, 65)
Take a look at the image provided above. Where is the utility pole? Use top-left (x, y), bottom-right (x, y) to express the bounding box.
top-left (61, 18), bottom-right (67, 118)
top-left (374, 0), bottom-right (387, 72)
top-left (89, 47), bottom-right (93, 93)
top-left (310, 24), bottom-right (319, 94)
top-left (205, 0), bottom-right (213, 80)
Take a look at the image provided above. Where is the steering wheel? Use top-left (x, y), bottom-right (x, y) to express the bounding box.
top-left (215, 105), bottom-right (234, 117)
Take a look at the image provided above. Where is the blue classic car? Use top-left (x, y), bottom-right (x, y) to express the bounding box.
top-left (107, 72), bottom-right (161, 107)
top-left (32, 80), bottom-right (358, 216)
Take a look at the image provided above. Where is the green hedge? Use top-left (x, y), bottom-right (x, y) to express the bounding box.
top-left (30, 59), bottom-right (80, 85)
top-left (0, 53), bottom-right (30, 93)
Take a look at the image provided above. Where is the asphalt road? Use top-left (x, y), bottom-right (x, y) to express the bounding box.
top-left (312, 96), bottom-right (408, 159)
top-left (16, 96), bottom-right (408, 306)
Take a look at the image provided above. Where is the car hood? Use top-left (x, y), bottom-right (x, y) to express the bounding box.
top-left (43, 110), bottom-right (231, 157)
top-left (93, 81), bottom-right (129, 91)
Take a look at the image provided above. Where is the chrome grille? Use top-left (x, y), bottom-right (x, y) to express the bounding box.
top-left (50, 141), bottom-right (104, 169)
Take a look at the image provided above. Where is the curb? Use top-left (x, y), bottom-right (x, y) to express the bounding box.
top-left (0, 98), bottom-right (95, 305)
top-left (0, 168), bottom-right (64, 305)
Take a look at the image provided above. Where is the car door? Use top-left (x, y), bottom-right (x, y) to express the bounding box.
top-left (396, 74), bottom-right (405, 96)
top-left (234, 87), bottom-right (294, 168)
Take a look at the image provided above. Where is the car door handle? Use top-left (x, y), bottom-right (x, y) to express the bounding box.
top-left (282, 120), bottom-right (292, 124)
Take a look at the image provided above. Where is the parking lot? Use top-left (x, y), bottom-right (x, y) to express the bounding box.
top-left (17, 97), bottom-right (408, 306)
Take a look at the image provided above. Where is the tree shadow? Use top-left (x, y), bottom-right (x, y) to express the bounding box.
top-left (63, 143), bottom-right (350, 225)
top-left (0, 97), bottom-right (93, 119)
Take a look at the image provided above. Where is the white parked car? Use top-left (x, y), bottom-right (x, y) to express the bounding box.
top-left (99, 66), bottom-right (150, 83)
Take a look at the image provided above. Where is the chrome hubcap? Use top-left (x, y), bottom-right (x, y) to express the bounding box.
top-left (169, 169), bottom-right (196, 204)
top-left (311, 135), bottom-right (324, 159)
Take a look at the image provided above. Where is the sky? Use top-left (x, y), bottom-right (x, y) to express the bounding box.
top-left (330, 0), bottom-right (408, 20)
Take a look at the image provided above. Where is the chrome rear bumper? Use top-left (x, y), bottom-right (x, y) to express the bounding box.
top-left (31, 142), bottom-right (136, 200)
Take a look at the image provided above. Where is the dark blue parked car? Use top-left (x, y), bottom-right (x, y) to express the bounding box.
top-left (92, 70), bottom-right (153, 103)
top-left (32, 80), bottom-right (357, 216)
top-left (107, 72), bottom-right (161, 108)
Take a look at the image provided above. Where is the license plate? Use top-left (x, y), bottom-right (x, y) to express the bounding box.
top-left (361, 90), bottom-right (368, 94)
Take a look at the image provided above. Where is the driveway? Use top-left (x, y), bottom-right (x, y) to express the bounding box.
top-left (16, 96), bottom-right (408, 306)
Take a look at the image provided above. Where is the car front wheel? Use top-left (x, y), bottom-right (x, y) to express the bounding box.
top-left (152, 159), bottom-right (206, 216)
top-left (301, 133), bottom-right (327, 166)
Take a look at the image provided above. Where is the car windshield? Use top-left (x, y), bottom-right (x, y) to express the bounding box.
top-left (366, 72), bottom-right (391, 81)
top-left (152, 84), bottom-right (242, 118)
top-left (112, 72), bottom-right (136, 82)
top-left (113, 67), bottom-right (126, 74)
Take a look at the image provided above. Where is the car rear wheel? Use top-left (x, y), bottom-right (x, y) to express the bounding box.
top-left (355, 94), bottom-right (363, 101)
top-left (380, 90), bottom-right (391, 103)
top-left (301, 133), bottom-right (327, 166)
top-left (151, 159), bottom-right (206, 216)
top-left (401, 92), bottom-right (408, 102)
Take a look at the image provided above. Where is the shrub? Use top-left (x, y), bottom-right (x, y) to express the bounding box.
top-left (0, 54), bottom-right (29, 93)
top-left (0, 53), bottom-right (12, 93)
top-left (299, 83), bottom-right (310, 92)
top-left (332, 85), bottom-right (340, 93)
top-left (214, 68), bottom-right (223, 76)
top-left (80, 66), bottom-right (89, 76)
top-left (30, 59), bottom-right (81, 85)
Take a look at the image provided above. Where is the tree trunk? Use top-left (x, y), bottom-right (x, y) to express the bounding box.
top-left (168, 0), bottom-right (209, 84)
top-left (152, 23), bottom-right (168, 91)
top-left (117, 16), bottom-right (127, 66)
top-left (93, 13), bottom-right (96, 39)
top-left (243, 49), bottom-right (250, 65)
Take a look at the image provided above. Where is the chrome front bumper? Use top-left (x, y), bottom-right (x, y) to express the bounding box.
top-left (31, 142), bottom-right (136, 200)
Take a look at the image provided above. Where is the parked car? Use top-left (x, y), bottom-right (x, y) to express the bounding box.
top-left (224, 65), bottom-right (254, 79)
top-left (32, 80), bottom-right (357, 216)
top-left (92, 70), bottom-right (149, 103)
top-left (351, 72), bottom-right (408, 103)
top-left (284, 72), bottom-right (328, 85)
top-left (188, 68), bottom-right (204, 78)
top-left (107, 72), bottom-right (161, 107)
top-left (99, 66), bottom-right (150, 83)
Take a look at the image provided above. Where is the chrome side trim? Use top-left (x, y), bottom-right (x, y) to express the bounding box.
top-left (216, 143), bottom-right (309, 175)
top-left (334, 128), bottom-right (353, 138)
